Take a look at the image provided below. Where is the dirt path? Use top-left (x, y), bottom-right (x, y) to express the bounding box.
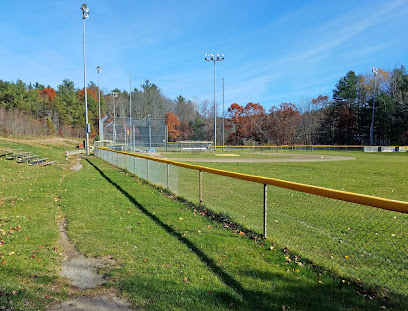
top-left (57, 221), bottom-right (108, 289)
top-left (48, 154), bottom-right (133, 311)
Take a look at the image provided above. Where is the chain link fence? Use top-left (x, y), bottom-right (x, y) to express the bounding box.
top-left (95, 145), bottom-right (408, 297)
top-left (214, 145), bottom-right (408, 152)
top-left (103, 118), bottom-right (167, 150)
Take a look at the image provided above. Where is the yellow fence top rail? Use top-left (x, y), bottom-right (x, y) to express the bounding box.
top-left (100, 147), bottom-right (408, 214)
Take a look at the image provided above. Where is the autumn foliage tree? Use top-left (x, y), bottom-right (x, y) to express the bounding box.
top-left (165, 112), bottom-right (180, 142)
top-left (265, 102), bottom-right (301, 145)
top-left (226, 102), bottom-right (265, 144)
top-left (40, 88), bottom-right (58, 101)
top-left (78, 88), bottom-right (98, 101)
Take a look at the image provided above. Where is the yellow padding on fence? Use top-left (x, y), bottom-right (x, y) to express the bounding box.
top-left (104, 148), bottom-right (408, 214)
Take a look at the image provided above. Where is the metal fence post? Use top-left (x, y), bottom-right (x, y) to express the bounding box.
top-left (167, 163), bottom-right (170, 189)
top-left (263, 184), bottom-right (267, 237)
top-left (199, 171), bottom-right (203, 206)
top-left (147, 159), bottom-right (150, 180)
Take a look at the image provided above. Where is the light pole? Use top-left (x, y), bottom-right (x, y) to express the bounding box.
top-left (370, 66), bottom-right (379, 146)
top-left (222, 77), bottom-right (225, 151)
top-left (129, 73), bottom-right (132, 150)
top-left (97, 66), bottom-right (102, 140)
top-left (81, 4), bottom-right (90, 155)
top-left (112, 91), bottom-right (119, 142)
top-left (205, 53), bottom-right (224, 148)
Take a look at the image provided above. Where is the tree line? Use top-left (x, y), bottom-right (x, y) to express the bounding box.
top-left (1, 65), bottom-right (408, 145)
top-left (167, 66), bottom-right (408, 145)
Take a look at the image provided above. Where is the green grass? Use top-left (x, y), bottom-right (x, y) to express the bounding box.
top-left (1, 139), bottom-right (407, 310)
top-left (164, 150), bottom-right (408, 202)
top-left (0, 138), bottom-right (75, 310)
top-left (123, 150), bottom-right (408, 296)
top-left (161, 151), bottom-right (290, 159)
top-left (60, 157), bottom-right (404, 310)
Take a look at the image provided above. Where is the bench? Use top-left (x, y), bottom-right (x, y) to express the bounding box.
top-left (43, 160), bottom-right (57, 166)
top-left (17, 152), bottom-right (32, 163)
top-left (6, 154), bottom-right (19, 160)
top-left (6, 149), bottom-right (23, 160)
top-left (19, 155), bottom-right (40, 163)
top-left (29, 157), bottom-right (48, 166)
top-left (182, 147), bottom-right (207, 152)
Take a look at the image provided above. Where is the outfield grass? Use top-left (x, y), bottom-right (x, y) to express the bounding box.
top-left (60, 157), bottom-right (403, 310)
top-left (162, 151), bottom-right (291, 159)
top-left (162, 150), bottom-right (408, 202)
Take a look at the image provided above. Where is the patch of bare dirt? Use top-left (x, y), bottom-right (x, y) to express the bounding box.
top-left (48, 292), bottom-right (133, 310)
top-left (57, 221), bottom-right (115, 289)
top-left (69, 156), bottom-right (83, 172)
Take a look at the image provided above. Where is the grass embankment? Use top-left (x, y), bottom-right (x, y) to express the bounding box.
top-left (60, 157), bottom-right (401, 310)
top-left (0, 138), bottom-right (75, 310)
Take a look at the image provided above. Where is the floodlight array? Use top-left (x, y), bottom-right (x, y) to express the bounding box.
top-left (205, 53), bottom-right (224, 62)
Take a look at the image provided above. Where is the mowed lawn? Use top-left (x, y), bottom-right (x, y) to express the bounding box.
top-left (156, 150), bottom-right (408, 297)
top-left (1, 139), bottom-right (405, 310)
top-left (0, 138), bottom-right (76, 310)
top-left (162, 150), bottom-right (408, 202)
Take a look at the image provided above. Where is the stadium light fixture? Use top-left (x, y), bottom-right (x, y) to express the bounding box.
top-left (370, 66), bottom-right (378, 146)
top-left (205, 53), bottom-right (224, 147)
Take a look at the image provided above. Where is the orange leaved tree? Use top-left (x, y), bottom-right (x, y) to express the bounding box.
top-left (165, 112), bottom-right (180, 142)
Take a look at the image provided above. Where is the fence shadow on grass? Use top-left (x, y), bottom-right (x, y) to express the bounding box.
top-left (86, 158), bottom-right (394, 311)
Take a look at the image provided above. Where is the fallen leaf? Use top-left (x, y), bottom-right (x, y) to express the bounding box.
top-left (184, 277), bottom-right (191, 284)
top-left (1, 261), bottom-right (6, 265)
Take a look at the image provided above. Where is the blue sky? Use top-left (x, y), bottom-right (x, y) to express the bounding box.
top-left (1, 0), bottom-right (408, 112)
